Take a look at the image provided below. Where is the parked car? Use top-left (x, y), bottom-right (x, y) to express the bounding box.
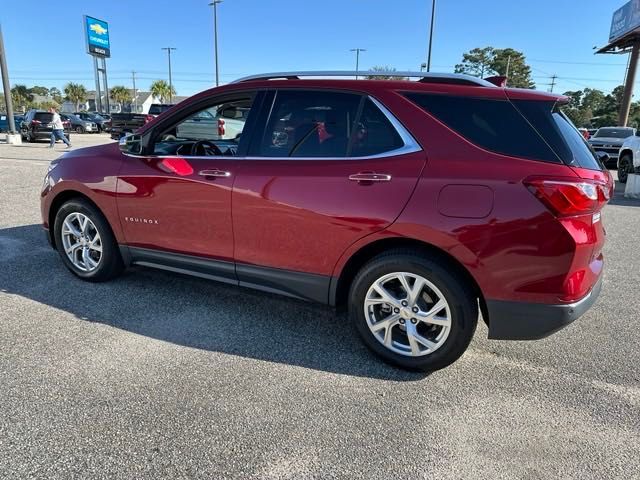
top-left (109, 104), bottom-right (173, 140)
top-left (40, 71), bottom-right (612, 371)
top-left (75, 112), bottom-right (107, 132)
top-left (60, 114), bottom-right (98, 134)
top-left (20, 109), bottom-right (71, 142)
top-left (175, 103), bottom-right (250, 141)
top-left (0, 114), bottom-right (24, 133)
top-left (616, 134), bottom-right (640, 183)
top-left (588, 126), bottom-right (635, 168)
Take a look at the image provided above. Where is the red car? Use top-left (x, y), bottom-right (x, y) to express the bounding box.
top-left (40, 71), bottom-right (612, 371)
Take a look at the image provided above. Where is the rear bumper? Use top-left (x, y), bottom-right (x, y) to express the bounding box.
top-left (486, 274), bottom-right (602, 340)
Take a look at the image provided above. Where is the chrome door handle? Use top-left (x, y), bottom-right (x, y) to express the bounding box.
top-left (348, 173), bottom-right (392, 182)
top-left (198, 169), bottom-right (231, 178)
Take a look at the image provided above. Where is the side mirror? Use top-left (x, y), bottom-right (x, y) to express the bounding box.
top-left (119, 133), bottom-right (143, 155)
top-left (596, 151), bottom-right (610, 164)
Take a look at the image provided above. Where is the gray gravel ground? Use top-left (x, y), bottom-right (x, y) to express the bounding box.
top-left (1, 135), bottom-right (639, 479)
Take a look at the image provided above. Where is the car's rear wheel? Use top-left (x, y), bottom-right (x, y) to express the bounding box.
top-left (349, 250), bottom-right (477, 371)
top-left (619, 154), bottom-right (632, 184)
top-left (75, 126), bottom-right (85, 134)
top-left (53, 199), bottom-right (123, 282)
top-left (26, 131), bottom-right (34, 142)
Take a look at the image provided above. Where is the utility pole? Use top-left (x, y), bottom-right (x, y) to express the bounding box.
top-left (549, 74), bottom-right (557, 93)
top-left (132, 71), bottom-right (137, 113)
top-left (619, 43), bottom-right (640, 126)
top-left (209, 0), bottom-right (223, 87)
top-left (426, 0), bottom-right (436, 72)
top-left (350, 48), bottom-right (366, 79)
top-left (161, 47), bottom-right (176, 103)
top-left (0, 23), bottom-right (18, 140)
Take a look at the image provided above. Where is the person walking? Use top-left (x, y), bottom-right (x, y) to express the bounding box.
top-left (48, 107), bottom-right (72, 149)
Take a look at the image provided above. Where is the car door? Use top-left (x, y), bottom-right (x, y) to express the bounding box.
top-left (116, 91), bottom-right (260, 274)
top-left (231, 89), bottom-right (426, 301)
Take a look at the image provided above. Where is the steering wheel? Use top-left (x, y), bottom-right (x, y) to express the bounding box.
top-left (190, 140), bottom-right (224, 157)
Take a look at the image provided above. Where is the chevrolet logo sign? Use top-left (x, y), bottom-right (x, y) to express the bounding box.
top-left (89, 23), bottom-right (108, 35)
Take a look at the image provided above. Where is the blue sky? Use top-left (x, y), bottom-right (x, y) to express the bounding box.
top-left (0, 0), bottom-right (632, 96)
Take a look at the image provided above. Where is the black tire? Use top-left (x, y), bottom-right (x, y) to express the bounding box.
top-left (75, 126), bottom-right (85, 134)
top-left (53, 199), bottom-right (124, 282)
top-left (619, 154), bottom-right (632, 184)
top-left (26, 131), bottom-right (34, 142)
top-left (348, 249), bottom-right (478, 372)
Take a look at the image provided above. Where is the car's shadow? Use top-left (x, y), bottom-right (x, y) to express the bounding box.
top-left (0, 224), bottom-right (427, 381)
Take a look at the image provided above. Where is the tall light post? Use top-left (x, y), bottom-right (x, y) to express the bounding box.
top-left (350, 48), bottom-right (366, 79)
top-left (161, 47), bottom-right (176, 103)
top-left (426, 0), bottom-right (436, 72)
top-left (209, 0), bottom-right (223, 86)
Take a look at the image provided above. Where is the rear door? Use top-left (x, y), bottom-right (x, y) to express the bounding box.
top-left (231, 89), bottom-right (426, 300)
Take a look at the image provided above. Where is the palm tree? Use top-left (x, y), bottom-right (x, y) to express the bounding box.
top-left (64, 82), bottom-right (88, 111)
top-left (110, 85), bottom-right (131, 109)
top-left (11, 85), bottom-right (33, 110)
top-left (150, 80), bottom-right (176, 103)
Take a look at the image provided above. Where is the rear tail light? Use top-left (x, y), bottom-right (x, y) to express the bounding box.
top-left (31, 120), bottom-right (41, 125)
top-left (144, 115), bottom-right (154, 124)
top-left (218, 118), bottom-right (225, 137)
top-left (524, 177), bottom-right (609, 217)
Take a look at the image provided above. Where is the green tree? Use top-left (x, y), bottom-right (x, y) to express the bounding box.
top-left (150, 80), bottom-right (176, 103)
top-left (11, 85), bottom-right (33, 110)
top-left (364, 66), bottom-right (408, 80)
top-left (582, 88), bottom-right (607, 115)
top-left (29, 86), bottom-right (49, 97)
top-left (490, 48), bottom-right (534, 88)
top-left (64, 82), bottom-right (88, 111)
top-left (110, 85), bottom-right (131, 106)
top-left (49, 87), bottom-right (63, 104)
top-left (454, 47), bottom-right (495, 78)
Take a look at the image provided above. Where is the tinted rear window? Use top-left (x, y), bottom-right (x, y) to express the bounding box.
top-left (34, 113), bottom-right (53, 122)
top-left (149, 105), bottom-right (170, 115)
top-left (405, 93), bottom-right (562, 163)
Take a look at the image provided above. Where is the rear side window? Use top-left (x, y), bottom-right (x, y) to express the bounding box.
top-left (34, 113), bottom-right (53, 123)
top-left (405, 93), bottom-right (562, 163)
top-left (350, 99), bottom-right (404, 157)
top-left (257, 90), bottom-right (361, 158)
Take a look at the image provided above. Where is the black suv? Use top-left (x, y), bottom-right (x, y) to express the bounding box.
top-left (20, 110), bottom-right (71, 143)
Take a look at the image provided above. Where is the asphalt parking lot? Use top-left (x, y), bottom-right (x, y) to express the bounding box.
top-left (1, 134), bottom-right (639, 479)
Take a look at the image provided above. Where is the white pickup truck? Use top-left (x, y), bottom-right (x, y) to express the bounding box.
top-left (176, 104), bottom-right (249, 141)
top-left (618, 134), bottom-right (640, 183)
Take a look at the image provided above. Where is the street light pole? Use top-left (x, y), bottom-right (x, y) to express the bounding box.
top-left (350, 48), bottom-right (366, 79)
top-left (426, 0), bottom-right (436, 72)
top-left (0, 23), bottom-right (17, 136)
top-left (132, 71), bottom-right (137, 113)
top-left (209, 0), bottom-right (223, 87)
top-left (161, 47), bottom-right (176, 103)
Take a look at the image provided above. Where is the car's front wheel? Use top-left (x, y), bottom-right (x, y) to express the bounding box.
top-left (349, 250), bottom-right (478, 371)
top-left (75, 126), bottom-right (85, 134)
top-left (619, 154), bottom-right (633, 184)
top-left (53, 199), bottom-right (123, 282)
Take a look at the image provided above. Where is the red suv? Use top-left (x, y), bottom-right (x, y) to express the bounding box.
top-left (40, 72), bottom-right (612, 371)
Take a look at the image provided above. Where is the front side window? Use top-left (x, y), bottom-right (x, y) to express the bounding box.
top-left (153, 97), bottom-right (254, 157)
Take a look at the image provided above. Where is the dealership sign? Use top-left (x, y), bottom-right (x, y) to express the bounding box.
top-left (84, 15), bottom-right (110, 57)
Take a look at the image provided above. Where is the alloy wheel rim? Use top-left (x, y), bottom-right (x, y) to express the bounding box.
top-left (61, 212), bottom-right (103, 272)
top-left (364, 272), bottom-right (452, 357)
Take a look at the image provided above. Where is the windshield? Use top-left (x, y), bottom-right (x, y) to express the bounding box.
top-left (594, 128), bottom-right (634, 139)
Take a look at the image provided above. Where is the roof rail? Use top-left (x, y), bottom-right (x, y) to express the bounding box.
top-left (231, 71), bottom-right (497, 87)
